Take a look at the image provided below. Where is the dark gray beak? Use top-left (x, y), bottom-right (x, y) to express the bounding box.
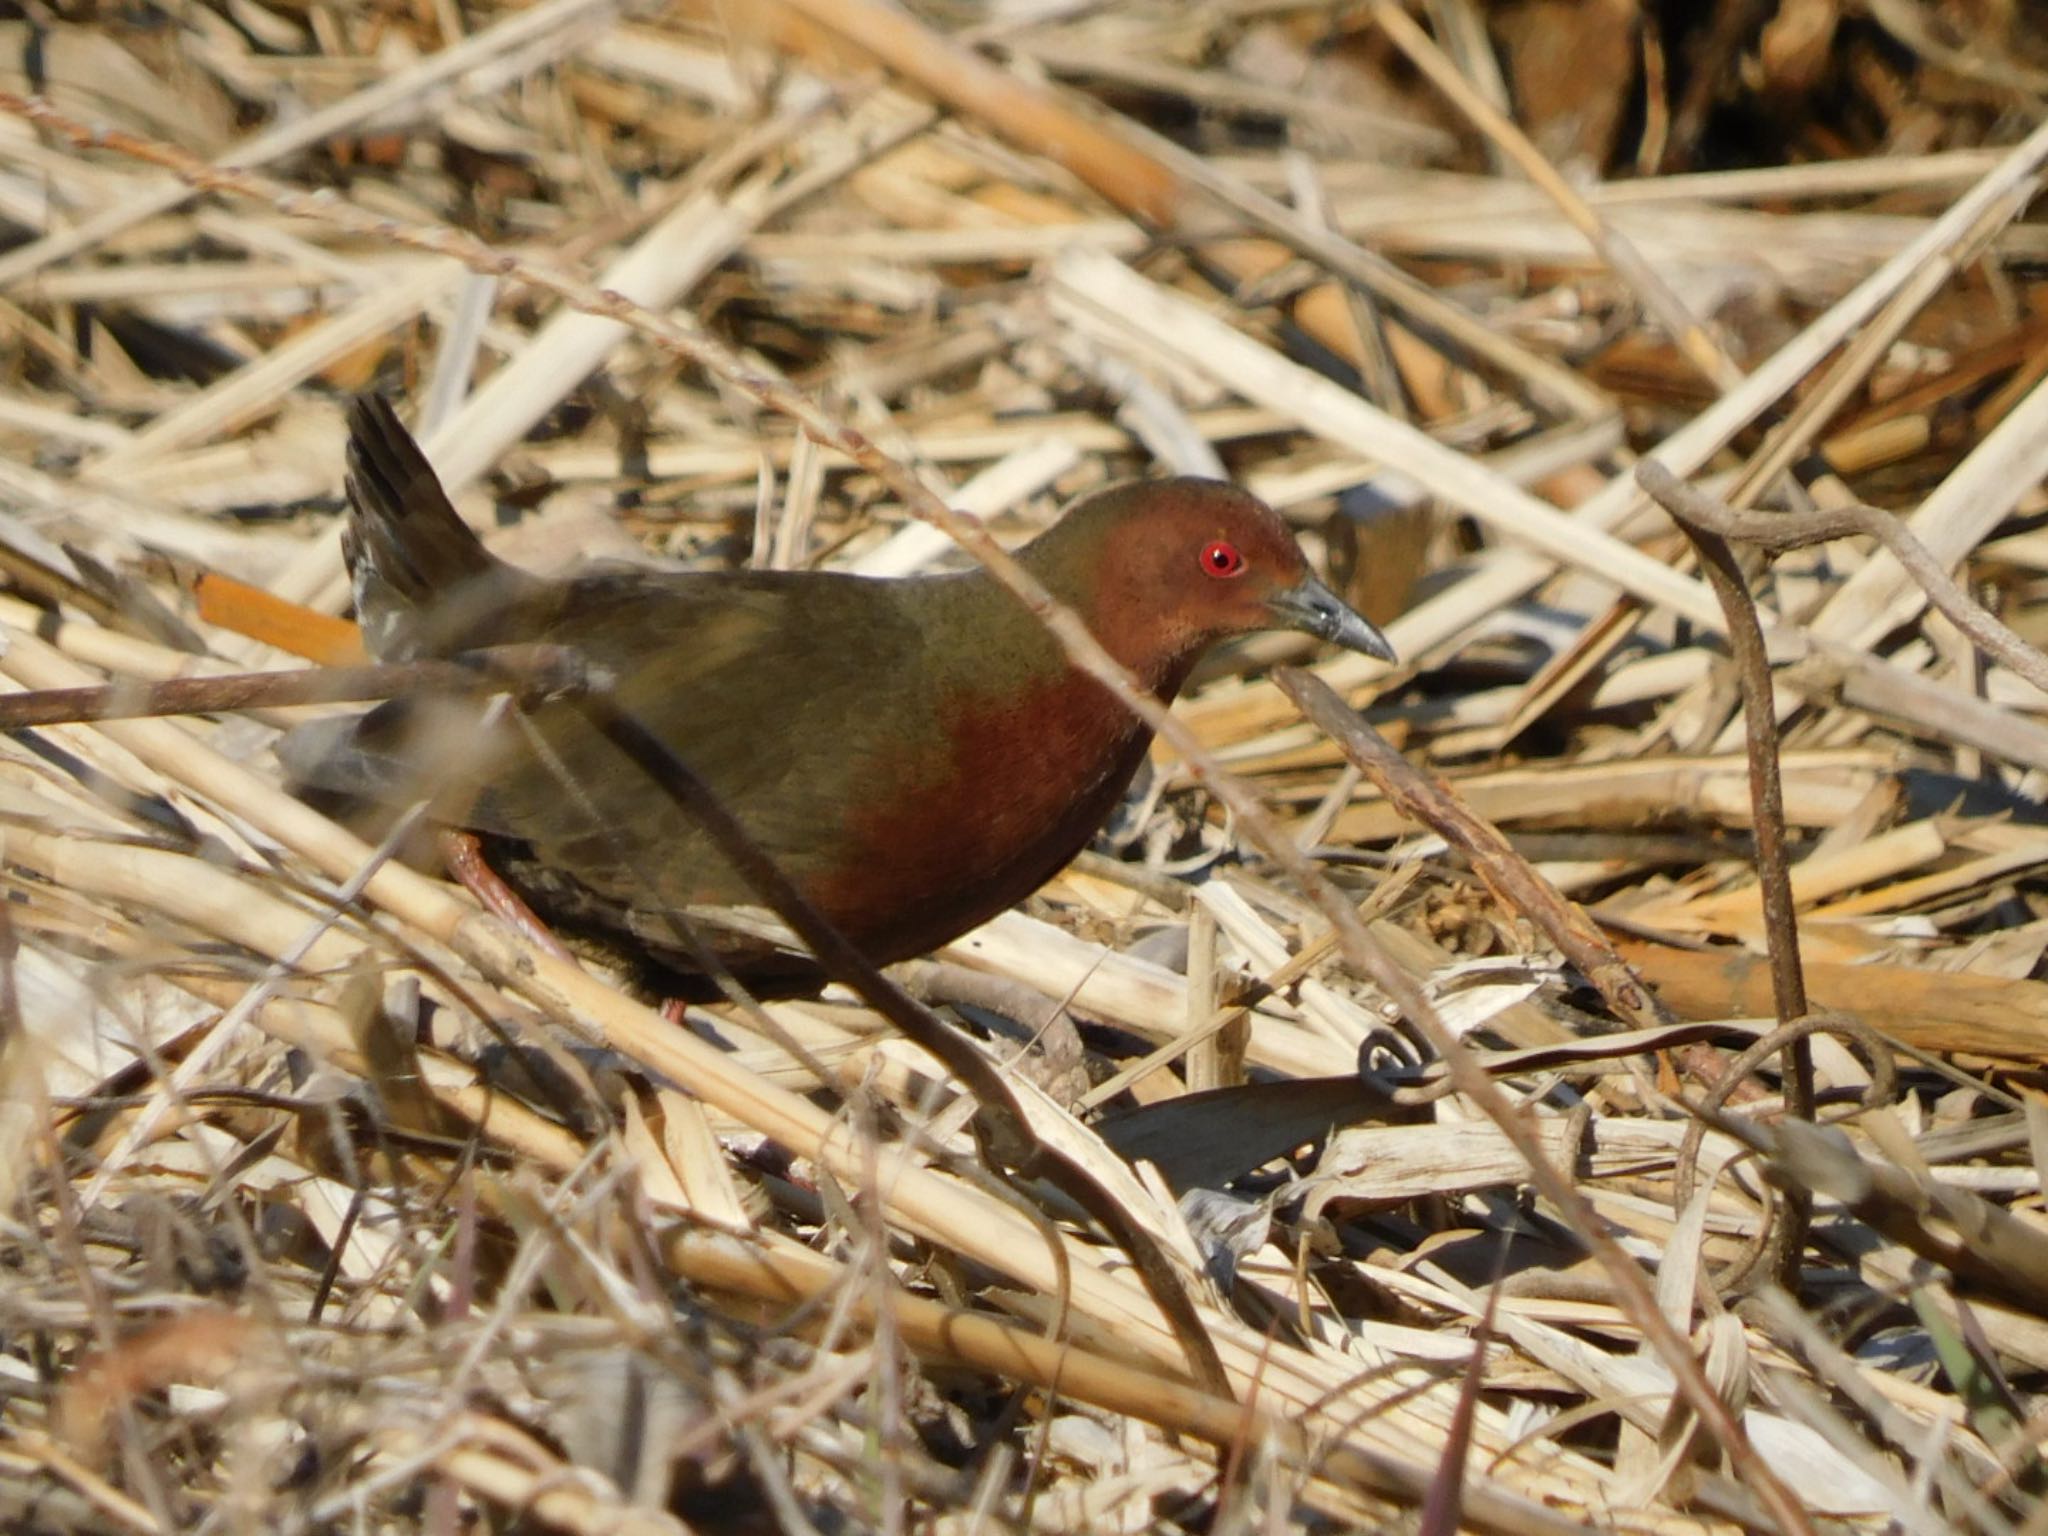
top-left (1268, 574), bottom-right (1396, 662)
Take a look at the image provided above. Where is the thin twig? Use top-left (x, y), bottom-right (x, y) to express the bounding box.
top-left (1274, 668), bottom-right (1674, 1031)
top-left (0, 646), bottom-right (599, 727)
top-left (1635, 472), bottom-right (1809, 1024)
top-left (1696, 1077), bottom-right (2048, 1315)
top-left (1672, 1012), bottom-right (1897, 1292)
top-left (1636, 460), bottom-right (1816, 1293)
top-left (1638, 462), bottom-right (2048, 696)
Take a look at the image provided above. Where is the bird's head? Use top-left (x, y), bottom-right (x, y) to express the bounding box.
top-left (1021, 477), bottom-right (1394, 689)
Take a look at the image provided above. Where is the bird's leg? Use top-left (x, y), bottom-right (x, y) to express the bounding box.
top-left (438, 829), bottom-right (581, 965)
top-left (441, 830), bottom-right (700, 1023)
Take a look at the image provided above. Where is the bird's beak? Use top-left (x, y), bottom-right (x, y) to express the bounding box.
top-left (1267, 574), bottom-right (1396, 662)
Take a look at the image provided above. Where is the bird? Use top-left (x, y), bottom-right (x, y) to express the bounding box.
top-left (284, 395), bottom-right (1394, 995)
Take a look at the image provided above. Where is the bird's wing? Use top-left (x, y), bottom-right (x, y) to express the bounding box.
top-left (468, 573), bottom-right (936, 876)
top-left (292, 567), bottom-right (943, 918)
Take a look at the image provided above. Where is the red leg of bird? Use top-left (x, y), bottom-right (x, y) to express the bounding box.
top-left (439, 829), bottom-right (580, 966)
top-left (441, 832), bottom-right (696, 1018)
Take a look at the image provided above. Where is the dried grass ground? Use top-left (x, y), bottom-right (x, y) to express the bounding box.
top-left (2, 2), bottom-right (2048, 1532)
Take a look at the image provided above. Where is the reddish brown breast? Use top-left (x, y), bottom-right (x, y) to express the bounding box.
top-left (809, 665), bottom-right (1151, 963)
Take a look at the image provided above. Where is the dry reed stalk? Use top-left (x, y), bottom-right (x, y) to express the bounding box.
top-left (7, 7), bottom-right (2048, 1530)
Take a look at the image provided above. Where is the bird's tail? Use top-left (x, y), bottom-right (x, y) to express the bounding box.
top-left (343, 394), bottom-right (501, 657)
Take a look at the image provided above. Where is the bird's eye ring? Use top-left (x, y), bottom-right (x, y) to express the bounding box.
top-left (1200, 540), bottom-right (1246, 579)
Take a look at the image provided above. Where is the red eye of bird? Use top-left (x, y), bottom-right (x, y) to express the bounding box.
top-left (1200, 539), bottom-right (1246, 578)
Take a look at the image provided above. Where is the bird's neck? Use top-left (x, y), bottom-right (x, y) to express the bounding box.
top-left (1002, 539), bottom-right (1203, 701)
top-left (916, 562), bottom-right (1184, 775)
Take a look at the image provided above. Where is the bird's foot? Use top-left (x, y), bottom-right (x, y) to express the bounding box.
top-left (439, 829), bottom-right (581, 966)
